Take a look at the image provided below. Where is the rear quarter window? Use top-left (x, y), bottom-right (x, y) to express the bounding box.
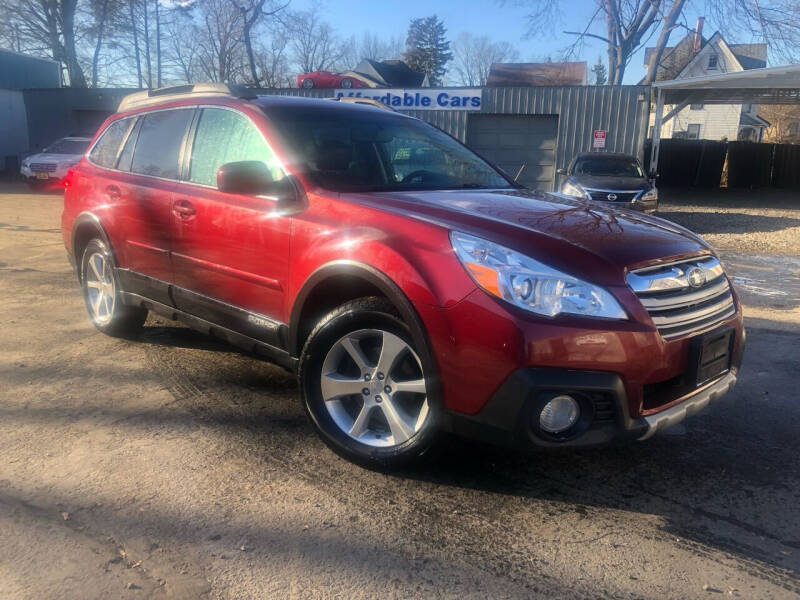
top-left (89, 118), bottom-right (133, 168)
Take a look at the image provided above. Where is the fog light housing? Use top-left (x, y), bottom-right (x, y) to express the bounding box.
top-left (539, 395), bottom-right (580, 433)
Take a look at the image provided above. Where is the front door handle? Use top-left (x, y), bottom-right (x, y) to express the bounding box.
top-left (172, 199), bottom-right (196, 220)
top-left (105, 185), bottom-right (121, 200)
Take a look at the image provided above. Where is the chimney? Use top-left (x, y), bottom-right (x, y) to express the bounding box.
top-left (693, 17), bottom-right (705, 54)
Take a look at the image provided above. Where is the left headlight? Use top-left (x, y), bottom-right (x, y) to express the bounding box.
top-left (450, 231), bottom-right (627, 320)
top-left (562, 181), bottom-right (590, 200)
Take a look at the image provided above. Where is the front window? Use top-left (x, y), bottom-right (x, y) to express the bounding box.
top-left (572, 156), bottom-right (643, 178)
top-left (265, 106), bottom-right (513, 192)
top-left (45, 139), bottom-right (89, 155)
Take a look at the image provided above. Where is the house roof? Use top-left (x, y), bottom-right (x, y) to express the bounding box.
top-left (350, 59), bottom-right (427, 87)
top-left (643, 32), bottom-right (766, 82)
top-left (486, 62), bottom-right (587, 86)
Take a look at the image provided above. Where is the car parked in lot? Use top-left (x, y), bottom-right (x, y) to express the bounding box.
top-left (62, 84), bottom-right (744, 468)
top-left (297, 71), bottom-right (366, 89)
top-left (22, 137), bottom-right (91, 188)
top-left (558, 152), bottom-right (658, 212)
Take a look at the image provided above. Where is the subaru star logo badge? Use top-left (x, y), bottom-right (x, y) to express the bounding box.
top-left (686, 266), bottom-right (707, 288)
top-left (606, 193), bottom-right (617, 201)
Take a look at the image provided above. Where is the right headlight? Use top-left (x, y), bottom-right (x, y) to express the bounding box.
top-left (562, 181), bottom-right (590, 200)
top-left (450, 231), bottom-right (627, 319)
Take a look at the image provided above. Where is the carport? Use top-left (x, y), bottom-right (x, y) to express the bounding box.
top-left (649, 64), bottom-right (800, 175)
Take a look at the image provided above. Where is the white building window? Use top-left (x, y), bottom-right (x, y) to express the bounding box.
top-left (708, 54), bottom-right (719, 69)
top-left (690, 103), bottom-right (704, 110)
top-left (687, 124), bottom-right (701, 139)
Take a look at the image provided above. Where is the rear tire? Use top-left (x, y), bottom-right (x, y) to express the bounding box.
top-left (298, 297), bottom-right (438, 469)
top-left (80, 238), bottom-right (147, 337)
top-left (340, 77), bottom-right (353, 89)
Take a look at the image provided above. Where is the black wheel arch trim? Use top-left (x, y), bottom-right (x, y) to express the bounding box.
top-left (290, 260), bottom-right (443, 405)
top-left (71, 211), bottom-right (115, 281)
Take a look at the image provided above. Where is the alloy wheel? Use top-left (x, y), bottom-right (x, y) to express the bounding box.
top-left (85, 252), bottom-right (115, 325)
top-left (320, 329), bottom-right (429, 448)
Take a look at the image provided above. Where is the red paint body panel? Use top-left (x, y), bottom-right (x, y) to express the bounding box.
top-left (62, 95), bottom-right (745, 428)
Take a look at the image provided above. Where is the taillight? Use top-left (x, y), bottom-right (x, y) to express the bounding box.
top-left (62, 169), bottom-right (74, 188)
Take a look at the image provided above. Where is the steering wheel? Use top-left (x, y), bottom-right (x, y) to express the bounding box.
top-left (401, 169), bottom-right (438, 184)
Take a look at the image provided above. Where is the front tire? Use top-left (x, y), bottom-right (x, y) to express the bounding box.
top-left (301, 78), bottom-right (315, 89)
top-left (80, 238), bottom-right (147, 337)
top-left (298, 297), bottom-right (438, 469)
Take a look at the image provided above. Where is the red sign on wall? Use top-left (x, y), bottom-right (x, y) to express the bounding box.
top-left (593, 129), bottom-right (607, 149)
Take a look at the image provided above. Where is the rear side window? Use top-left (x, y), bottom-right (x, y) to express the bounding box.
top-left (188, 108), bottom-right (283, 187)
top-left (116, 118), bottom-right (141, 172)
top-left (130, 109), bottom-right (193, 179)
top-left (89, 118), bottom-right (132, 168)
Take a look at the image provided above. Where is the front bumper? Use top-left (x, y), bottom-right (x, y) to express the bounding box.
top-left (442, 328), bottom-right (744, 449)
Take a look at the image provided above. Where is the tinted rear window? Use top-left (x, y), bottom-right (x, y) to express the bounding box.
top-left (89, 120), bottom-right (131, 168)
top-left (130, 109), bottom-right (193, 179)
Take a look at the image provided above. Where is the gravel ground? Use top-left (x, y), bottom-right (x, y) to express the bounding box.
top-left (1, 184), bottom-right (799, 599)
top-left (657, 188), bottom-right (800, 256)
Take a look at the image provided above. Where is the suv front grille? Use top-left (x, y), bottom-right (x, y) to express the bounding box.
top-left (626, 256), bottom-right (735, 340)
top-left (585, 189), bottom-right (640, 203)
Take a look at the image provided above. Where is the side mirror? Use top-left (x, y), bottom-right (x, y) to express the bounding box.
top-left (556, 167), bottom-right (567, 176)
top-left (218, 160), bottom-right (280, 195)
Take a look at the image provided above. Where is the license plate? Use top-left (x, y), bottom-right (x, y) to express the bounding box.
top-left (690, 329), bottom-right (733, 386)
top-left (35, 173), bottom-right (49, 180)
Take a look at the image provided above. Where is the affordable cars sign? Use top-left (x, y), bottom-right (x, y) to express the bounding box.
top-left (334, 89), bottom-right (482, 111)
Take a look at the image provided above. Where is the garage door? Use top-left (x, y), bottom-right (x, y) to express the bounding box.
top-left (466, 114), bottom-right (558, 191)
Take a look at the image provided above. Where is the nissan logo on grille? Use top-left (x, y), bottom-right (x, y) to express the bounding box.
top-left (686, 266), bottom-right (707, 288)
top-left (606, 193), bottom-right (617, 201)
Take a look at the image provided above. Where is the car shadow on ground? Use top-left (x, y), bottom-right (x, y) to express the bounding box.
top-left (109, 319), bottom-right (800, 588)
top-left (657, 211), bottom-right (800, 235)
top-left (7, 318), bottom-right (798, 591)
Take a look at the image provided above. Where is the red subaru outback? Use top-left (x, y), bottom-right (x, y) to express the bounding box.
top-left (62, 84), bottom-right (744, 468)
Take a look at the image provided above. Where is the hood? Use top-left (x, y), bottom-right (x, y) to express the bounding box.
top-left (348, 188), bottom-right (709, 286)
top-left (568, 174), bottom-right (650, 191)
top-left (23, 152), bottom-right (83, 164)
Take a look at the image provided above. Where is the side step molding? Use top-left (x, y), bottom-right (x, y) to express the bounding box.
top-left (120, 291), bottom-right (298, 372)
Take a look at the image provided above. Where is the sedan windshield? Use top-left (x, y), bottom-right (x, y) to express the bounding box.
top-left (574, 156), bottom-right (643, 178)
top-left (45, 139), bottom-right (89, 154)
top-left (265, 106), bottom-right (513, 192)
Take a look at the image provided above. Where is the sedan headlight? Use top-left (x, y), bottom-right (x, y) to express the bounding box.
top-left (562, 182), bottom-right (590, 200)
top-left (451, 232), bottom-right (627, 319)
top-left (641, 187), bottom-right (658, 201)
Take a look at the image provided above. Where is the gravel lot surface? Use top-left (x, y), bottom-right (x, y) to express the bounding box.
top-left (657, 188), bottom-right (800, 256)
top-left (1, 184), bottom-right (799, 599)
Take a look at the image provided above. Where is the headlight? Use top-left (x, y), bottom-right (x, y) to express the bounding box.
top-left (641, 187), bottom-right (658, 201)
top-left (450, 231), bottom-right (627, 319)
top-left (562, 182), bottom-right (589, 199)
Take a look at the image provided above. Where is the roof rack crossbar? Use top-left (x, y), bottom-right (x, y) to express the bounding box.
top-left (117, 83), bottom-right (257, 112)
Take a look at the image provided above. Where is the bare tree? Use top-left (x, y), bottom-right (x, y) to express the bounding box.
top-left (358, 31), bottom-right (404, 61)
top-left (195, 0), bottom-right (245, 82)
top-left (254, 28), bottom-right (291, 87)
top-left (227, 0), bottom-right (289, 86)
top-left (289, 3), bottom-right (347, 73)
top-left (163, 7), bottom-right (201, 83)
top-left (1, 0), bottom-right (88, 86)
top-left (760, 105), bottom-right (800, 143)
top-left (451, 32), bottom-right (519, 86)
top-left (516, 0), bottom-right (800, 84)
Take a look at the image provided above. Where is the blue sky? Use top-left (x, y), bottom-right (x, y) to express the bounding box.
top-left (294, 0), bottom-right (712, 84)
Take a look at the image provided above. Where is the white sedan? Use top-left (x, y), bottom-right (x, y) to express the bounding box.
top-left (21, 137), bottom-right (91, 187)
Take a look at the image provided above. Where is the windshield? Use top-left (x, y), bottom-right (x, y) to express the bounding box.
top-left (265, 106), bottom-right (513, 192)
top-left (573, 156), bottom-right (643, 178)
top-left (44, 139), bottom-right (89, 155)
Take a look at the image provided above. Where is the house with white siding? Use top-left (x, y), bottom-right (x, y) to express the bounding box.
top-left (646, 23), bottom-right (769, 141)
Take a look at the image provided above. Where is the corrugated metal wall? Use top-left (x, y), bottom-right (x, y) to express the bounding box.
top-left (260, 86), bottom-right (651, 190)
top-left (0, 50), bottom-right (60, 89)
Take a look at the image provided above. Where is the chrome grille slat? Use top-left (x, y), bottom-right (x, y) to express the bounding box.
top-left (626, 256), bottom-right (736, 340)
top-left (638, 277), bottom-right (729, 310)
top-left (650, 294), bottom-right (734, 327)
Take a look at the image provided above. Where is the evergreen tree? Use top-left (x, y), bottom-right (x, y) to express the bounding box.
top-left (591, 56), bottom-right (607, 85)
top-left (404, 15), bottom-right (452, 86)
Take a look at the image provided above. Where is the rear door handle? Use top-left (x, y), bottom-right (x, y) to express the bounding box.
top-left (172, 199), bottom-right (196, 220)
top-left (105, 185), bottom-right (121, 200)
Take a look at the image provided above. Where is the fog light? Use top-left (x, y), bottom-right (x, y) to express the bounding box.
top-left (539, 395), bottom-right (580, 433)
